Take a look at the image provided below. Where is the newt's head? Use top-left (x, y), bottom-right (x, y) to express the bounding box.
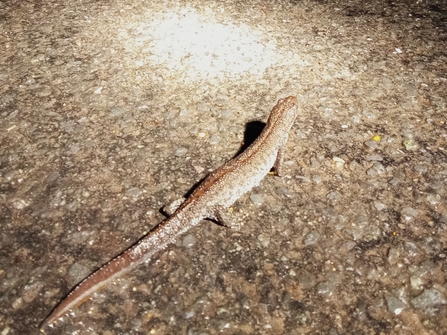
top-left (267, 96), bottom-right (298, 129)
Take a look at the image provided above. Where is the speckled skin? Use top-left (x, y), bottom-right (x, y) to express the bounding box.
top-left (41, 96), bottom-right (298, 330)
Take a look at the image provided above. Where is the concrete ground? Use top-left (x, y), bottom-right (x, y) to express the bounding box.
top-left (1, 0), bottom-right (446, 334)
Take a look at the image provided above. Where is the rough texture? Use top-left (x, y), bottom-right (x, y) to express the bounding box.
top-left (0, 0), bottom-right (446, 334)
top-left (40, 96), bottom-right (298, 329)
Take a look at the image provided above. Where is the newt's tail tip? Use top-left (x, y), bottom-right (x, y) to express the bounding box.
top-left (39, 316), bottom-right (55, 333)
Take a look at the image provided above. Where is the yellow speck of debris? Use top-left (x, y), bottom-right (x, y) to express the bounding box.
top-left (373, 135), bottom-right (381, 141)
top-left (198, 132), bottom-right (206, 138)
top-left (228, 207), bottom-right (234, 213)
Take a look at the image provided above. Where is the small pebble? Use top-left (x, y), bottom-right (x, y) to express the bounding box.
top-left (367, 162), bottom-right (385, 176)
top-left (401, 207), bottom-right (418, 221)
top-left (417, 260), bottom-right (436, 276)
top-left (209, 134), bottom-right (220, 144)
top-left (414, 164), bottom-right (428, 174)
top-left (295, 175), bottom-right (311, 183)
top-left (295, 129), bottom-right (308, 139)
top-left (174, 147), bottom-right (188, 156)
top-left (220, 109), bottom-right (233, 118)
top-left (389, 177), bottom-right (400, 186)
top-left (178, 109), bottom-right (188, 116)
top-left (411, 288), bottom-right (447, 313)
top-left (374, 201), bottom-right (387, 211)
top-left (410, 275), bottom-right (424, 290)
top-left (333, 157), bottom-right (345, 169)
top-left (69, 263), bottom-right (90, 282)
top-left (366, 153), bottom-right (383, 161)
top-left (352, 115), bottom-right (361, 123)
top-left (276, 187), bottom-right (293, 198)
top-left (316, 281), bottom-right (335, 296)
top-left (304, 231), bottom-right (320, 246)
top-left (403, 138), bottom-right (419, 151)
top-left (310, 157), bottom-right (321, 168)
top-left (426, 194), bottom-right (440, 205)
top-left (298, 273), bottom-right (317, 290)
top-left (4, 170), bottom-right (17, 181)
top-left (249, 193), bottom-right (263, 205)
top-left (363, 110), bottom-right (376, 119)
top-left (386, 296), bottom-right (406, 315)
top-left (312, 175), bottom-right (322, 184)
top-left (326, 191), bottom-right (339, 201)
top-left (364, 140), bottom-right (378, 149)
top-left (257, 234), bottom-right (270, 248)
top-left (182, 234), bottom-right (197, 247)
top-left (11, 198), bottom-right (29, 210)
top-left (125, 188), bottom-right (142, 197)
top-left (403, 241), bottom-right (420, 257)
top-left (387, 247), bottom-right (400, 265)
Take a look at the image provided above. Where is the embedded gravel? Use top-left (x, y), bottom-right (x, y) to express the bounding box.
top-left (1, 0), bottom-right (447, 334)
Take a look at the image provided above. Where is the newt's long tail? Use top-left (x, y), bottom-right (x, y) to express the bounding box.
top-left (40, 215), bottom-right (183, 330)
top-left (41, 243), bottom-right (141, 329)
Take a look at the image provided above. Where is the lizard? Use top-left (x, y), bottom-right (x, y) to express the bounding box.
top-left (41, 96), bottom-right (299, 330)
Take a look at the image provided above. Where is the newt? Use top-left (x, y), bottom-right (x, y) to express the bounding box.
top-left (41, 96), bottom-right (299, 330)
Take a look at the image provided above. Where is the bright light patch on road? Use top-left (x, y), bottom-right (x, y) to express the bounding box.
top-left (123, 9), bottom-right (289, 82)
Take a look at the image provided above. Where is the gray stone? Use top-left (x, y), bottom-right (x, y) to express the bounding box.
top-left (411, 288), bottom-right (447, 314)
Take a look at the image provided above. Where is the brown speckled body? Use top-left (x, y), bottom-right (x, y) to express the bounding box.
top-left (41, 96), bottom-right (298, 330)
